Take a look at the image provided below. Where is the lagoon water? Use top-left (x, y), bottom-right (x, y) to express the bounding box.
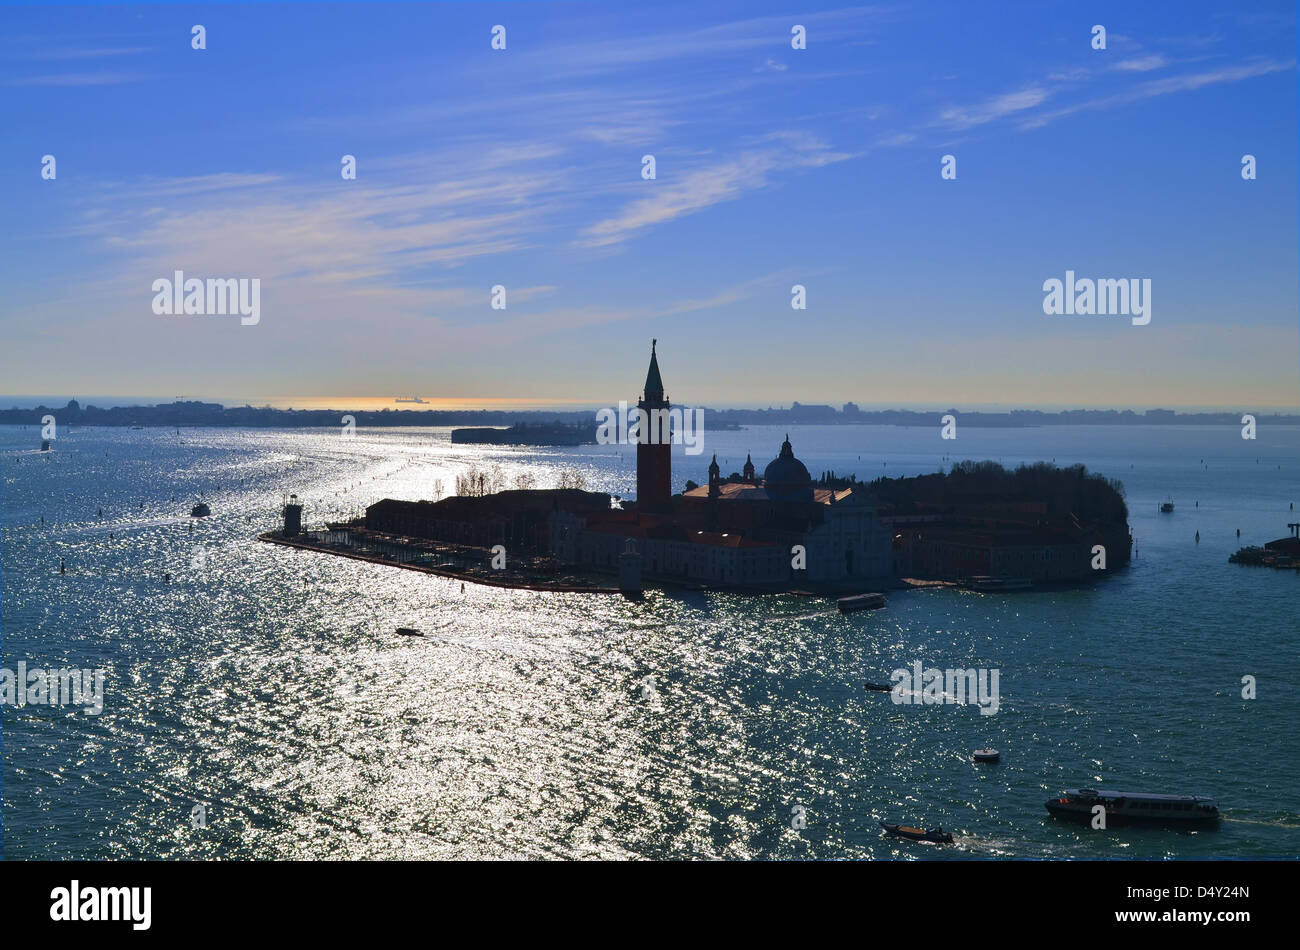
top-left (2, 422), bottom-right (1297, 859)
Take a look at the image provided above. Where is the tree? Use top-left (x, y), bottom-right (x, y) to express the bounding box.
top-left (555, 468), bottom-right (589, 491)
top-left (455, 463), bottom-right (507, 497)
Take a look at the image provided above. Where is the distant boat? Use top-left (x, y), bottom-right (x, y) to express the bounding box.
top-left (973, 748), bottom-right (1000, 763)
top-left (881, 821), bottom-right (953, 844)
top-left (190, 502), bottom-right (211, 517)
top-left (1160, 498), bottom-right (1175, 513)
top-left (40, 439), bottom-right (50, 452)
top-left (838, 592), bottom-right (886, 613)
top-left (863, 682), bottom-right (893, 692)
top-left (394, 396), bottom-right (427, 404)
top-left (396, 627), bottom-right (423, 637)
top-left (130, 424), bottom-right (144, 430)
top-left (1045, 788), bottom-right (1219, 825)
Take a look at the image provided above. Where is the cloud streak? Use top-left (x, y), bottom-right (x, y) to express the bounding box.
top-left (1018, 58), bottom-right (1293, 129)
top-left (936, 86), bottom-right (1051, 130)
top-left (6, 71), bottom-right (147, 86)
top-left (580, 137), bottom-right (853, 246)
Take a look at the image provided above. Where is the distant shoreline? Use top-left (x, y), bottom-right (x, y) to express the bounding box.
top-left (1, 399), bottom-right (1296, 430)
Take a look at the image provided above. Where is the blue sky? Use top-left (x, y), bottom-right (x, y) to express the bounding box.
top-left (0, 0), bottom-right (1296, 410)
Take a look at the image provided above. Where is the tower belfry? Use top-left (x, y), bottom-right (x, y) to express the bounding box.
top-left (636, 340), bottom-right (672, 512)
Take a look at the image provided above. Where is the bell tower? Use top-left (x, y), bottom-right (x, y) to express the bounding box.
top-left (636, 339), bottom-right (672, 512)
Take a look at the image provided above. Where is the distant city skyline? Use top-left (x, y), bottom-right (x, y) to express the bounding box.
top-left (1, 1), bottom-right (1296, 410)
top-left (4, 391), bottom-right (1299, 416)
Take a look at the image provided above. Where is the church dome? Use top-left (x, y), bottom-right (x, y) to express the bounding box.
top-left (763, 435), bottom-right (813, 502)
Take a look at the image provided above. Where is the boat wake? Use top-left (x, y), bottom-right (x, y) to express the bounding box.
top-left (782, 610), bottom-right (838, 622)
top-left (1221, 815), bottom-right (1300, 829)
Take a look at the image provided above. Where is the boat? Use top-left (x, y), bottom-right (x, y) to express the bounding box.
top-left (40, 439), bottom-right (50, 452)
top-left (973, 748), bottom-right (1000, 763)
top-left (1045, 788), bottom-right (1220, 826)
top-left (837, 592), bottom-right (886, 613)
top-left (1160, 499), bottom-right (1175, 513)
top-left (961, 576), bottom-right (1032, 592)
top-left (190, 502), bottom-right (211, 517)
top-left (862, 682), bottom-right (893, 692)
top-left (396, 627), bottom-right (423, 637)
top-left (881, 821), bottom-right (953, 844)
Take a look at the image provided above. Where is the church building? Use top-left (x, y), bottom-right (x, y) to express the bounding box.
top-left (550, 342), bottom-right (894, 590)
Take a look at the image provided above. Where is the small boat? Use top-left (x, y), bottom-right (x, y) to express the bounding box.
top-left (396, 627), bottom-right (423, 637)
top-left (1045, 788), bottom-right (1220, 826)
top-left (881, 821), bottom-right (953, 844)
top-left (862, 682), bottom-right (893, 692)
top-left (190, 502), bottom-right (211, 517)
top-left (838, 592), bottom-right (886, 613)
top-left (1160, 499), bottom-right (1175, 513)
top-left (40, 439), bottom-right (51, 452)
top-left (973, 748), bottom-right (1000, 763)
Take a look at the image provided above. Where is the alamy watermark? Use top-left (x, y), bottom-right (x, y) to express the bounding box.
top-left (595, 400), bottom-right (705, 455)
top-left (890, 661), bottom-right (1000, 716)
top-left (152, 270), bottom-right (260, 325)
top-left (50, 881), bottom-right (151, 930)
top-left (1, 663), bottom-right (106, 714)
top-left (1042, 270), bottom-right (1150, 326)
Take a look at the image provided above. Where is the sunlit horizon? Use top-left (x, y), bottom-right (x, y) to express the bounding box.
top-left (2, 391), bottom-right (1297, 416)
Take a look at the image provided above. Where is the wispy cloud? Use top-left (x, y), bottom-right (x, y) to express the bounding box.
top-left (1019, 58), bottom-right (1294, 129)
top-left (875, 131), bottom-right (916, 147)
top-left (523, 6), bottom-right (889, 77)
top-left (1114, 54), bottom-right (1168, 72)
top-left (444, 272), bottom-right (785, 343)
top-left (579, 136), bottom-right (853, 247)
top-left (99, 173), bottom-right (288, 199)
top-left (936, 86), bottom-right (1051, 130)
top-left (8, 45), bottom-right (152, 60)
top-left (6, 71), bottom-right (147, 86)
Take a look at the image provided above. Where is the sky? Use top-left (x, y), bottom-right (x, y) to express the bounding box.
top-left (0, 0), bottom-right (1296, 411)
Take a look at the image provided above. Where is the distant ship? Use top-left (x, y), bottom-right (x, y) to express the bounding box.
top-left (394, 396), bottom-right (427, 404)
top-left (1160, 497), bottom-right (1175, 513)
top-left (1046, 788), bottom-right (1219, 825)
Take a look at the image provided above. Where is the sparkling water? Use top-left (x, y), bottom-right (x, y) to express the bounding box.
top-left (3, 422), bottom-right (1297, 858)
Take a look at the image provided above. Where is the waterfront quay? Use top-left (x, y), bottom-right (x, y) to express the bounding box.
top-left (258, 522), bottom-right (621, 594)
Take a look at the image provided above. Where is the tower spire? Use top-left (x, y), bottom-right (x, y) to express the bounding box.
top-left (636, 339), bottom-right (671, 512)
top-left (643, 339), bottom-right (665, 402)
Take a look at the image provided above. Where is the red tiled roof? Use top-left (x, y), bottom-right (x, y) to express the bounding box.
top-left (681, 480), bottom-right (853, 504)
